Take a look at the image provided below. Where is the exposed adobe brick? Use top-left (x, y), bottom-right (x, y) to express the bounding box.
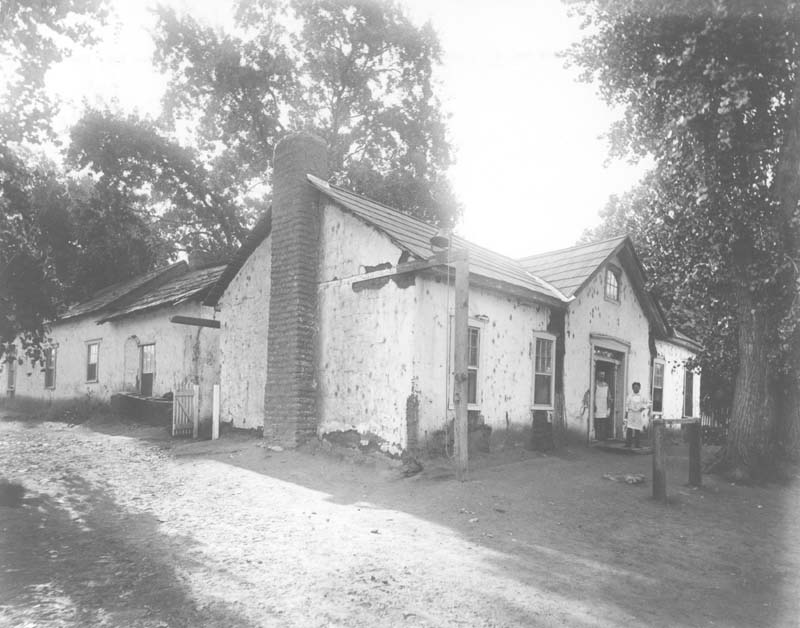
top-left (264, 133), bottom-right (328, 447)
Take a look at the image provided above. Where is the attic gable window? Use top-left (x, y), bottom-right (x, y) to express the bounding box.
top-left (604, 266), bottom-right (620, 302)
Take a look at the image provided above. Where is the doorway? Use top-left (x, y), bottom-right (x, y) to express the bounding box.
top-left (591, 347), bottom-right (626, 441)
top-left (139, 344), bottom-right (155, 397)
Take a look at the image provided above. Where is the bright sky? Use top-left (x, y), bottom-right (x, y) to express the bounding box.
top-left (46, 0), bottom-right (648, 258)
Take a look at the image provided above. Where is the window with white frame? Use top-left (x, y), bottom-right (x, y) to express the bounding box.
top-left (683, 367), bottom-right (694, 417)
top-left (43, 346), bottom-right (56, 389)
top-left (532, 334), bottom-right (556, 408)
top-left (604, 266), bottom-right (620, 302)
top-left (467, 326), bottom-right (480, 405)
top-left (651, 359), bottom-right (664, 414)
top-left (449, 318), bottom-right (484, 409)
top-left (86, 341), bottom-right (100, 383)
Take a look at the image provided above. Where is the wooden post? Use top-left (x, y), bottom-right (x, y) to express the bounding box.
top-left (212, 384), bottom-right (220, 440)
top-left (652, 419), bottom-right (666, 501)
top-left (687, 418), bottom-right (701, 486)
top-left (192, 384), bottom-right (200, 439)
top-left (453, 249), bottom-right (469, 481)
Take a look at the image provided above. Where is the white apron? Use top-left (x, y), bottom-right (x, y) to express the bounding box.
top-left (625, 393), bottom-right (649, 431)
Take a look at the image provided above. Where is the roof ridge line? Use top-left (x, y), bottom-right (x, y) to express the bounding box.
top-left (518, 234), bottom-right (629, 261)
top-left (308, 174), bottom-right (440, 232)
top-left (309, 174), bottom-right (545, 268)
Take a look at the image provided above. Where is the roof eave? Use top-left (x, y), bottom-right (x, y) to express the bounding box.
top-left (96, 288), bottom-right (210, 324)
top-left (204, 209), bottom-right (273, 306)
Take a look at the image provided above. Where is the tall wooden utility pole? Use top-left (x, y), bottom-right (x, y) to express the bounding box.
top-left (452, 249), bottom-right (470, 480)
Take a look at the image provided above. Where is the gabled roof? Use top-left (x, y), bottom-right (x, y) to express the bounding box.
top-left (519, 235), bottom-right (671, 338)
top-left (97, 264), bottom-right (226, 323)
top-left (306, 175), bottom-right (567, 305)
top-left (518, 236), bottom-right (627, 298)
top-left (203, 210), bottom-right (272, 307)
top-left (59, 263), bottom-right (188, 322)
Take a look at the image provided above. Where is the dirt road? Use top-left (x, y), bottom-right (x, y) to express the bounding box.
top-left (1, 414), bottom-right (798, 627)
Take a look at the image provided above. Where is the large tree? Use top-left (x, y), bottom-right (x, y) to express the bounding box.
top-left (568, 0), bottom-right (800, 477)
top-left (0, 0), bottom-right (109, 360)
top-left (69, 110), bottom-right (247, 264)
top-left (153, 0), bottom-right (458, 225)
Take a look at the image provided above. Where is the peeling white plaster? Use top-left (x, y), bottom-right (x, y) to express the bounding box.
top-left (217, 235), bottom-right (272, 429)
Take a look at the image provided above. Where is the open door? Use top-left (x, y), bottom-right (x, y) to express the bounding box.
top-left (139, 344), bottom-right (155, 397)
top-left (591, 347), bottom-right (626, 441)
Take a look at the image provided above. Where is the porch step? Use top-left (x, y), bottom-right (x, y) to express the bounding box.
top-left (591, 440), bottom-right (652, 455)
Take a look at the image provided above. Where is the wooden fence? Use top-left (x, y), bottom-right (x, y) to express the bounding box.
top-left (172, 385), bottom-right (199, 438)
top-left (700, 409), bottom-right (729, 445)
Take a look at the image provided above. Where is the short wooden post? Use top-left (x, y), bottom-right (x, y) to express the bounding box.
top-left (652, 419), bottom-right (667, 501)
top-left (687, 418), bottom-right (701, 486)
top-left (453, 249), bottom-right (469, 481)
top-left (192, 384), bottom-right (200, 439)
top-left (212, 384), bottom-right (220, 440)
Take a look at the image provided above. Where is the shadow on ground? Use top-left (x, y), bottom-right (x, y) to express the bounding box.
top-left (0, 472), bottom-right (261, 628)
top-left (177, 430), bottom-right (799, 628)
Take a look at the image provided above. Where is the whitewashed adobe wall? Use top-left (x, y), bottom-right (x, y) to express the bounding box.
top-left (216, 235), bottom-right (272, 429)
top-left (316, 203), bottom-right (414, 453)
top-left (562, 254), bottom-right (651, 439)
top-left (316, 202), bottom-right (555, 452)
top-left (655, 339), bottom-right (700, 420)
top-left (413, 278), bottom-right (551, 441)
top-left (5, 302), bottom-right (219, 419)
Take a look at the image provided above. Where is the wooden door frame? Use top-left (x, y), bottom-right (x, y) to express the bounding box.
top-left (139, 343), bottom-right (156, 397)
top-left (588, 334), bottom-right (630, 442)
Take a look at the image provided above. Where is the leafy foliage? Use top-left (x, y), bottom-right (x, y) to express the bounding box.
top-left (0, 148), bottom-right (67, 361)
top-left (0, 0), bottom-right (108, 144)
top-left (569, 0), bottom-right (800, 475)
top-left (153, 0), bottom-right (458, 225)
top-left (0, 146), bottom-right (170, 360)
top-left (1, 0), bottom-right (109, 360)
top-left (69, 110), bottom-right (247, 263)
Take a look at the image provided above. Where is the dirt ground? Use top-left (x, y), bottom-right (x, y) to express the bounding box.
top-left (0, 412), bottom-right (798, 628)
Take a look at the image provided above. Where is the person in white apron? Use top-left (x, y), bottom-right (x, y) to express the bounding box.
top-left (625, 381), bottom-right (649, 448)
top-left (594, 371), bottom-right (612, 440)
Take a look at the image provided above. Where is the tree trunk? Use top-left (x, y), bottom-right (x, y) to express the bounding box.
top-left (772, 52), bottom-right (800, 464)
top-left (776, 282), bottom-right (800, 463)
top-left (777, 370), bottom-right (800, 463)
top-left (721, 281), bottom-right (776, 480)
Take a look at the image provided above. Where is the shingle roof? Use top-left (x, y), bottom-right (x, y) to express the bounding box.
top-left (97, 265), bottom-right (226, 323)
top-left (517, 236), bottom-right (628, 298)
top-left (306, 175), bottom-right (567, 304)
top-left (59, 263), bottom-right (187, 322)
top-left (520, 236), bottom-right (672, 338)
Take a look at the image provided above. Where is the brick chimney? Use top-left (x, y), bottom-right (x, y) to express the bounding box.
top-left (264, 133), bottom-right (328, 446)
